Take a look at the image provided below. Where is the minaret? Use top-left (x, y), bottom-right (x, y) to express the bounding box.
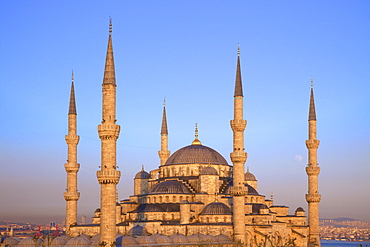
top-left (230, 46), bottom-right (247, 243)
top-left (158, 99), bottom-right (170, 166)
top-left (64, 71), bottom-right (80, 234)
top-left (96, 20), bottom-right (121, 246)
top-left (305, 81), bottom-right (321, 247)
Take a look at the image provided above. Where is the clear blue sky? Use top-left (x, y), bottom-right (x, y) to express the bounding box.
top-left (1, 1), bottom-right (369, 225)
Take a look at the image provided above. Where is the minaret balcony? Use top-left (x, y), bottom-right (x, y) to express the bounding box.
top-left (97, 170), bottom-right (121, 184)
top-left (305, 193), bottom-right (321, 203)
top-left (230, 185), bottom-right (247, 196)
top-left (230, 120), bottom-right (247, 132)
top-left (158, 150), bottom-right (170, 158)
top-left (65, 135), bottom-right (80, 145)
top-left (64, 163), bottom-right (80, 173)
top-left (305, 140), bottom-right (320, 149)
top-left (306, 166), bottom-right (320, 176)
top-left (98, 124), bottom-right (120, 140)
top-left (64, 191), bottom-right (80, 201)
top-left (230, 152), bottom-right (247, 163)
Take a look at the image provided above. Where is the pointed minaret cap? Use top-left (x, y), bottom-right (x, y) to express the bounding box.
top-left (69, 71), bottom-right (77, 115)
top-left (234, 45), bottom-right (243, 97)
top-left (161, 98), bottom-right (168, 134)
top-left (309, 79), bottom-right (316, 121)
top-left (103, 18), bottom-right (116, 85)
top-left (192, 123), bottom-right (202, 145)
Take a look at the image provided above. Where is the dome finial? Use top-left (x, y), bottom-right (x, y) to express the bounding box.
top-left (237, 44), bottom-right (241, 56)
top-left (192, 123), bottom-right (202, 145)
top-left (72, 70), bottom-right (74, 82)
top-left (141, 165), bottom-right (144, 171)
top-left (310, 77), bottom-right (314, 88)
top-left (109, 17), bottom-right (113, 34)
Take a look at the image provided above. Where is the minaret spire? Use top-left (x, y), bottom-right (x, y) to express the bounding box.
top-left (97, 20), bottom-right (121, 246)
top-left (64, 72), bottom-right (80, 234)
top-left (309, 79), bottom-right (316, 121)
top-left (69, 71), bottom-right (77, 115)
top-left (234, 45), bottom-right (243, 97)
top-left (230, 46), bottom-right (247, 243)
top-left (158, 98), bottom-right (170, 167)
top-left (305, 81), bottom-right (321, 246)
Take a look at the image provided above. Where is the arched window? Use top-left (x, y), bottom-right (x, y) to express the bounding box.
top-left (173, 196), bottom-right (176, 202)
top-left (165, 196), bottom-right (169, 203)
top-left (159, 196), bottom-right (162, 203)
top-left (179, 196), bottom-right (183, 202)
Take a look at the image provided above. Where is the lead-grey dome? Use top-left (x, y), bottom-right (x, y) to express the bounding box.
top-left (149, 180), bottom-right (191, 194)
top-left (200, 202), bottom-right (232, 215)
top-left (135, 170), bottom-right (150, 179)
top-left (164, 144), bottom-right (228, 166)
top-left (200, 166), bottom-right (218, 175)
top-left (245, 171), bottom-right (257, 181)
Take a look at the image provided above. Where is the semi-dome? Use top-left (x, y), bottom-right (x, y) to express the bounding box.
top-left (127, 225), bottom-right (149, 236)
top-left (149, 180), bottom-right (191, 194)
top-left (164, 144), bottom-right (228, 166)
top-left (200, 166), bottom-right (218, 175)
top-left (135, 170), bottom-right (150, 179)
top-left (200, 202), bottom-right (232, 215)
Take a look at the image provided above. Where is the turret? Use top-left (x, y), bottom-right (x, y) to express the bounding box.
top-left (134, 166), bottom-right (150, 195)
top-left (305, 80), bottom-right (321, 247)
top-left (64, 71), bottom-right (80, 234)
top-left (230, 46), bottom-right (247, 243)
top-left (96, 20), bottom-right (121, 246)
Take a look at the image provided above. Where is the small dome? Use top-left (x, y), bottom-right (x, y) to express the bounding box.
top-left (135, 236), bottom-right (156, 246)
top-left (50, 237), bottom-right (67, 247)
top-left (94, 208), bottom-right (100, 212)
top-left (200, 167), bottom-right (218, 176)
top-left (245, 171), bottom-right (257, 181)
top-left (169, 233), bottom-right (189, 244)
top-left (200, 202), bottom-right (232, 215)
top-left (118, 236), bottom-right (138, 246)
top-left (135, 170), bottom-right (150, 179)
top-left (3, 237), bottom-right (20, 245)
top-left (65, 236), bottom-right (91, 246)
top-left (17, 237), bottom-right (43, 247)
top-left (215, 234), bottom-right (233, 244)
top-left (187, 234), bottom-right (202, 244)
top-left (155, 235), bottom-right (173, 245)
top-left (164, 144), bottom-right (228, 166)
top-left (127, 225), bottom-right (149, 236)
top-left (295, 207), bottom-right (305, 212)
top-left (149, 180), bottom-right (191, 194)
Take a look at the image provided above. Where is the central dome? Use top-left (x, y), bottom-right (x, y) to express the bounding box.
top-left (164, 144), bottom-right (228, 166)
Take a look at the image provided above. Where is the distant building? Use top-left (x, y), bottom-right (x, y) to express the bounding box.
top-left (63, 21), bottom-right (321, 247)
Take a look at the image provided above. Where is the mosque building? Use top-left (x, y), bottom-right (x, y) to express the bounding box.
top-left (61, 21), bottom-right (320, 247)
